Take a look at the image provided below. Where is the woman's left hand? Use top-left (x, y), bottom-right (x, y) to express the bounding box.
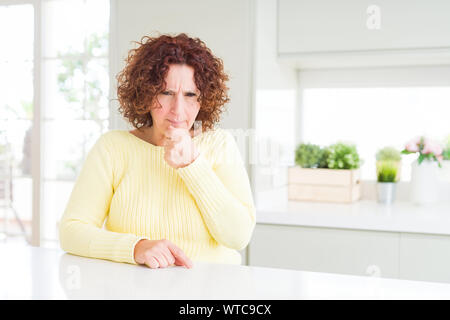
top-left (163, 125), bottom-right (200, 169)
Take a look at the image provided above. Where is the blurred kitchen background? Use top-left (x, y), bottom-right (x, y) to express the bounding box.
top-left (1, 0), bottom-right (450, 284)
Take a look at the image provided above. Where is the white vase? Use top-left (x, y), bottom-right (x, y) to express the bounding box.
top-left (410, 159), bottom-right (439, 205)
top-left (440, 160), bottom-right (450, 182)
top-left (376, 182), bottom-right (397, 205)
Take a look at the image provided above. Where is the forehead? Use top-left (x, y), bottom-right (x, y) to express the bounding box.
top-left (164, 64), bottom-right (197, 87)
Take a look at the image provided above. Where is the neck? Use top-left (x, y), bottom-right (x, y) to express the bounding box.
top-left (147, 126), bottom-right (166, 147)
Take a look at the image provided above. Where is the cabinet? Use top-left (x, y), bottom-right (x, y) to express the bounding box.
top-left (277, 0), bottom-right (450, 68)
top-left (399, 233), bottom-right (450, 283)
top-left (248, 224), bottom-right (399, 278)
top-left (278, 0), bottom-right (450, 54)
top-left (248, 223), bottom-right (450, 283)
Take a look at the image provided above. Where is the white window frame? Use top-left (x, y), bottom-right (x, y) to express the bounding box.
top-left (0, 0), bottom-right (43, 246)
top-left (1, 0), bottom-right (114, 246)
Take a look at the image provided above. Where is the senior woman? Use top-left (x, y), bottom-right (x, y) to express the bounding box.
top-left (59, 33), bottom-right (256, 269)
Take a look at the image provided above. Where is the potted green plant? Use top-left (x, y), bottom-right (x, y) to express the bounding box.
top-left (444, 142), bottom-right (450, 161)
top-left (375, 146), bottom-right (402, 182)
top-left (289, 142), bottom-right (363, 203)
top-left (376, 160), bottom-right (399, 204)
top-left (441, 134), bottom-right (450, 181)
top-left (294, 143), bottom-right (324, 168)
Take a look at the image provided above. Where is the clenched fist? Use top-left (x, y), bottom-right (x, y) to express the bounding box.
top-left (163, 125), bottom-right (200, 169)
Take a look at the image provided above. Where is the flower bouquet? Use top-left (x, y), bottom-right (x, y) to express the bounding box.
top-left (401, 136), bottom-right (443, 168)
top-left (401, 136), bottom-right (443, 205)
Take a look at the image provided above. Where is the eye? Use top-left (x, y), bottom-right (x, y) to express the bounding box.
top-left (186, 92), bottom-right (197, 97)
top-left (161, 91), bottom-right (171, 95)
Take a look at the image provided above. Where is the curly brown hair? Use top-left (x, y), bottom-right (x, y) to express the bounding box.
top-left (116, 33), bottom-right (230, 131)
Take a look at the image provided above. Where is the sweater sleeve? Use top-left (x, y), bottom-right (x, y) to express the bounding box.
top-left (176, 129), bottom-right (256, 251)
top-left (59, 133), bottom-right (147, 264)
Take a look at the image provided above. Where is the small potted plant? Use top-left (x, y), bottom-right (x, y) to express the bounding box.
top-left (289, 142), bottom-right (363, 203)
top-left (375, 147), bottom-right (401, 204)
top-left (444, 139), bottom-right (450, 161)
top-left (401, 136), bottom-right (443, 205)
top-left (376, 160), bottom-right (399, 204)
top-left (376, 146), bottom-right (402, 181)
top-left (440, 134), bottom-right (450, 181)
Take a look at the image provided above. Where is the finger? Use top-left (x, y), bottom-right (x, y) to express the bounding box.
top-left (144, 255), bottom-right (159, 269)
top-left (153, 253), bottom-right (169, 268)
top-left (165, 146), bottom-right (181, 159)
top-left (163, 137), bottom-right (184, 152)
top-left (163, 132), bottom-right (174, 143)
top-left (165, 125), bottom-right (183, 140)
top-left (167, 125), bottom-right (190, 139)
top-left (172, 148), bottom-right (185, 164)
top-left (166, 241), bottom-right (193, 269)
top-left (165, 141), bottom-right (184, 158)
top-left (164, 135), bottom-right (182, 146)
top-left (166, 124), bottom-right (176, 133)
top-left (161, 248), bottom-right (176, 266)
top-left (167, 137), bottom-right (184, 148)
top-left (163, 138), bottom-right (175, 148)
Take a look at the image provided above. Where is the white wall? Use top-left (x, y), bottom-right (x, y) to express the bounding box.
top-left (252, 0), bottom-right (297, 209)
top-left (109, 0), bottom-right (254, 134)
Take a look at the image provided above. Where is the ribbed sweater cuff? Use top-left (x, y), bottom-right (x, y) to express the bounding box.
top-left (89, 233), bottom-right (149, 265)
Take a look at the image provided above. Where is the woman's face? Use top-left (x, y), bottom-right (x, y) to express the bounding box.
top-left (150, 64), bottom-right (201, 132)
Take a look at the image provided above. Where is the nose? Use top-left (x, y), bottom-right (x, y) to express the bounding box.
top-left (169, 92), bottom-right (186, 119)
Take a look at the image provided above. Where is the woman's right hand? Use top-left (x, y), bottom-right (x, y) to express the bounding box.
top-left (133, 239), bottom-right (193, 269)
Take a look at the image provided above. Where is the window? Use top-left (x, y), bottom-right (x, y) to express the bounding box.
top-left (41, 0), bottom-right (110, 244)
top-left (254, 89), bottom-right (296, 168)
top-left (298, 67), bottom-right (450, 182)
top-left (0, 0), bottom-right (110, 246)
top-left (301, 87), bottom-right (450, 181)
top-left (0, 3), bottom-right (34, 241)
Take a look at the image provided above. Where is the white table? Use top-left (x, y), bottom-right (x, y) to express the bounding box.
top-left (257, 200), bottom-right (450, 236)
top-left (2, 244), bottom-right (450, 299)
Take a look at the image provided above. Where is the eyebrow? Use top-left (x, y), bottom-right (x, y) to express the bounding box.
top-left (164, 89), bottom-right (198, 94)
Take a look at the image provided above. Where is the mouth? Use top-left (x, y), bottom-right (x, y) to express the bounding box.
top-left (167, 119), bottom-right (186, 127)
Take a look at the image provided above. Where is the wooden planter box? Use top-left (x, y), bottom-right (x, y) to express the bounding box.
top-left (288, 166), bottom-right (361, 203)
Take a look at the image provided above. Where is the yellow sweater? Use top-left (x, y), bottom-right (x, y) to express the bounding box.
top-left (59, 128), bottom-right (256, 266)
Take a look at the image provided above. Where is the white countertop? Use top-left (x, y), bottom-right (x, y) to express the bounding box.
top-left (2, 244), bottom-right (450, 299)
top-left (256, 200), bottom-right (450, 236)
